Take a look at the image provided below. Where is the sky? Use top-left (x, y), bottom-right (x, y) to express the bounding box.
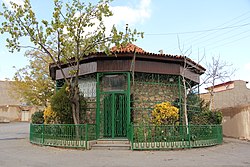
top-left (0, 0), bottom-right (250, 90)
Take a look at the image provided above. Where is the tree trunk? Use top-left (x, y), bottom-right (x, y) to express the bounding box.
top-left (182, 77), bottom-right (189, 135)
top-left (71, 85), bottom-right (80, 125)
top-left (182, 78), bottom-right (188, 126)
top-left (70, 85), bottom-right (80, 138)
top-left (209, 91), bottom-right (214, 111)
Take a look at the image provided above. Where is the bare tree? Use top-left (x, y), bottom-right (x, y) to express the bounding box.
top-left (177, 37), bottom-right (205, 129)
top-left (203, 56), bottom-right (235, 110)
top-left (178, 43), bottom-right (190, 127)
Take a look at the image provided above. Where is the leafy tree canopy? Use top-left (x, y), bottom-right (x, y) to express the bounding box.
top-left (0, 0), bottom-right (143, 124)
top-left (11, 50), bottom-right (54, 106)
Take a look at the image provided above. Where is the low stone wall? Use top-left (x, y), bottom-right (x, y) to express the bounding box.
top-left (221, 104), bottom-right (250, 140)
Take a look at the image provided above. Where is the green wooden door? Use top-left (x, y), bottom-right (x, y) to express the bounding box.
top-left (97, 72), bottom-right (131, 139)
top-left (103, 93), bottom-right (127, 138)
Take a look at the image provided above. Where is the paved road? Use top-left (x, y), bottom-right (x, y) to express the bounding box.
top-left (0, 122), bottom-right (29, 140)
top-left (0, 122), bottom-right (250, 167)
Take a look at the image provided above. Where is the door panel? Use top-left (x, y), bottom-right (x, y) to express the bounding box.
top-left (103, 94), bottom-right (112, 137)
top-left (102, 93), bottom-right (127, 138)
top-left (114, 94), bottom-right (127, 137)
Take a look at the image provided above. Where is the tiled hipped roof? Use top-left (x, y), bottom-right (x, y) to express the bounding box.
top-left (110, 43), bottom-right (205, 71)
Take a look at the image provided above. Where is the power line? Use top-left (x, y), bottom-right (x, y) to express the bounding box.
top-left (142, 11), bottom-right (250, 57)
top-left (195, 33), bottom-right (250, 55)
top-left (178, 11), bottom-right (250, 44)
top-left (187, 22), bottom-right (250, 48)
top-left (210, 34), bottom-right (250, 50)
top-left (182, 16), bottom-right (250, 46)
top-left (144, 23), bottom-right (250, 36)
top-left (166, 11), bottom-right (250, 54)
top-left (165, 11), bottom-right (250, 53)
top-left (190, 31), bottom-right (250, 57)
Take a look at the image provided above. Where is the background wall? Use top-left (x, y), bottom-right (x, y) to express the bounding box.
top-left (0, 81), bottom-right (38, 122)
top-left (0, 105), bottom-right (38, 122)
top-left (221, 105), bottom-right (250, 140)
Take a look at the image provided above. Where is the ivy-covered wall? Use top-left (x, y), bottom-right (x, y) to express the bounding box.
top-left (77, 72), bottom-right (188, 126)
top-left (131, 73), bottom-right (181, 124)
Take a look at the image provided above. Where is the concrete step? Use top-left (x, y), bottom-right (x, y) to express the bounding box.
top-left (91, 143), bottom-right (131, 150)
top-left (91, 139), bottom-right (131, 150)
top-left (96, 139), bottom-right (130, 144)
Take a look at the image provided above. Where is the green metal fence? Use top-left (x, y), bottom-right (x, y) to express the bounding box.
top-left (30, 124), bottom-right (96, 149)
top-left (129, 124), bottom-right (223, 150)
top-left (30, 124), bottom-right (222, 150)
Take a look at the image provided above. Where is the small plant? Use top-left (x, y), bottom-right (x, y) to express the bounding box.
top-left (151, 102), bottom-right (179, 125)
top-left (31, 111), bottom-right (44, 124)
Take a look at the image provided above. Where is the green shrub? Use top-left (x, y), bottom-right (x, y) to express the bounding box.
top-left (31, 111), bottom-right (44, 124)
top-left (50, 84), bottom-right (72, 124)
top-left (50, 84), bottom-right (87, 124)
top-left (187, 93), bottom-right (210, 121)
top-left (190, 110), bottom-right (222, 125)
top-left (186, 92), bottom-right (222, 125)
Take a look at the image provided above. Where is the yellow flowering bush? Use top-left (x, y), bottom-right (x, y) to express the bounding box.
top-left (151, 102), bottom-right (179, 125)
top-left (43, 105), bottom-right (57, 124)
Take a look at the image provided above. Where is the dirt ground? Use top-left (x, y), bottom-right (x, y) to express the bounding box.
top-left (1, 122), bottom-right (250, 167)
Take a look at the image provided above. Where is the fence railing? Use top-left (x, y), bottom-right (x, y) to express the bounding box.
top-left (30, 124), bottom-right (96, 149)
top-left (30, 124), bottom-right (222, 150)
top-left (129, 124), bottom-right (223, 150)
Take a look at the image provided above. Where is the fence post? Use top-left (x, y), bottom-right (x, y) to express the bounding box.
top-left (217, 125), bottom-right (222, 144)
top-left (131, 124), bottom-right (134, 150)
top-left (220, 125), bottom-right (223, 143)
top-left (188, 124), bottom-right (191, 149)
top-left (42, 124), bottom-right (44, 145)
top-left (29, 123), bottom-right (32, 142)
top-left (85, 124), bottom-right (89, 149)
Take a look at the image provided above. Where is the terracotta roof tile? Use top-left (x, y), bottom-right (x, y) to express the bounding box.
top-left (111, 43), bottom-right (146, 53)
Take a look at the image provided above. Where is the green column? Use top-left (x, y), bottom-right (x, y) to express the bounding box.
top-left (112, 93), bottom-right (115, 139)
top-left (127, 72), bottom-right (131, 138)
top-left (96, 73), bottom-right (100, 139)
